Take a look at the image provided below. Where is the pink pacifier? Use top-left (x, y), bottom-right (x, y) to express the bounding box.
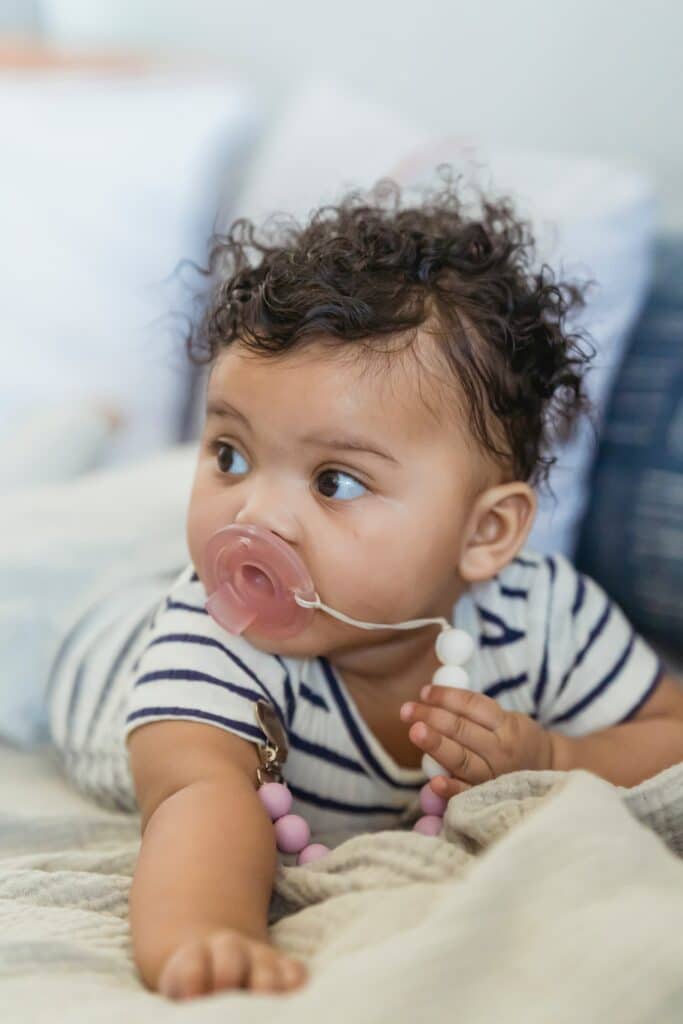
top-left (203, 524), bottom-right (318, 639)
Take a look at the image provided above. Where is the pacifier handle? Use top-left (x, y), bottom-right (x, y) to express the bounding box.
top-left (203, 524), bottom-right (318, 640)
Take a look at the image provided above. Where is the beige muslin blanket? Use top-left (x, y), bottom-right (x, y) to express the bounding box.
top-left (2, 741), bottom-right (683, 1023)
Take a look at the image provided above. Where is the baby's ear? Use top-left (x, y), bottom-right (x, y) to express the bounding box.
top-left (457, 482), bottom-right (537, 583)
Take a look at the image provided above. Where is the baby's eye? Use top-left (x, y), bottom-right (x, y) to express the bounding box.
top-left (316, 469), bottom-right (367, 501)
top-left (215, 443), bottom-right (249, 476)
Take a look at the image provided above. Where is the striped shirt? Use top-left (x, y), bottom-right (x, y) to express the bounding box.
top-left (48, 548), bottom-right (663, 846)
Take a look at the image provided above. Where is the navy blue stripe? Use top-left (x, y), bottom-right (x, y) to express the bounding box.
top-left (134, 667), bottom-right (262, 699)
top-left (533, 556), bottom-right (556, 710)
top-left (46, 582), bottom-right (163, 702)
top-left (571, 574), bottom-right (586, 617)
top-left (485, 673), bottom-right (528, 699)
top-left (556, 598), bottom-right (612, 698)
top-left (499, 584), bottom-right (528, 599)
top-left (64, 661), bottom-right (86, 751)
top-left (618, 661), bottom-right (665, 723)
top-left (166, 598), bottom-right (208, 614)
top-left (46, 613), bottom-right (92, 703)
top-left (319, 658), bottom-right (422, 790)
top-left (547, 630), bottom-right (637, 726)
top-left (82, 612), bottom-right (152, 746)
top-left (63, 611), bottom-right (127, 750)
top-left (46, 602), bottom-right (98, 704)
top-left (142, 632), bottom-right (287, 724)
top-left (274, 655), bottom-right (296, 728)
top-left (130, 610), bottom-right (162, 674)
top-left (287, 781), bottom-right (412, 815)
top-left (288, 732), bottom-right (368, 775)
top-left (513, 555), bottom-right (539, 568)
top-left (299, 682), bottom-right (330, 711)
top-left (126, 706), bottom-right (264, 741)
top-left (476, 605), bottom-right (526, 647)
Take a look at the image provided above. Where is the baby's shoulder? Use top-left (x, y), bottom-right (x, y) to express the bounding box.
top-left (151, 562), bottom-right (305, 688)
top-left (464, 548), bottom-right (582, 633)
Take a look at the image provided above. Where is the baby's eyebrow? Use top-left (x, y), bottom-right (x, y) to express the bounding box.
top-left (206, 397), bottom-right (250, 425)
top-left (299, 432), bottom-right (399, 464)
top-left (206, 397), bottom-right (399, 464)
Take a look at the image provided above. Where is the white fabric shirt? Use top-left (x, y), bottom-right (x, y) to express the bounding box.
top-left (110, 549), bottom-right (662, 843)
top-left (47, 548), bottom-right (663, 841)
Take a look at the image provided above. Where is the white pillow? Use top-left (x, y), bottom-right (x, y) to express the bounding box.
top-left (0, 443), bottom-right (197, 748)
top-left (0, 70), bottom-right (259, 469)
top-left (209, 77), bottom-right (655, 557)
top-left (0, 400), bottom-right (121, 496)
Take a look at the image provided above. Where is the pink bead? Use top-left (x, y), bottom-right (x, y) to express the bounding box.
top-left (274, 813), bottom-right (311, 853)
top-left (413, 814), bottom-right (443, 836)
top-left (419, 781), bottom-right (447, 817)
top-left (258, 782), bottom-right (292, 821)
top-left (297, 843), bottom-right (331, 866)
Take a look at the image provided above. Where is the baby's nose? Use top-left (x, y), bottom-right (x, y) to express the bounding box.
top-left (232, 482), bottom-right (300, 546)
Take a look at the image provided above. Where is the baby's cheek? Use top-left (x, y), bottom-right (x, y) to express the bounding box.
top-left (337, 546), bottom-right (422, 620)
top-left (185, 508), bottom-right (205, 576)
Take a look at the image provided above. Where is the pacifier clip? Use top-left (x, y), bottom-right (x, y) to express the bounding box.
top-left (202, 522), bottom-right (475, 866)
top-left (255, 595), bottom-right (475, 866)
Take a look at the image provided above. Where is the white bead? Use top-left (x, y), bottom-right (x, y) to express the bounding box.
top-left (422, 752), bottom-right (449, 779)
top-left (435, 628), bottom-right (475, 666)
top-left (432, 664), bottom-right (470, 689)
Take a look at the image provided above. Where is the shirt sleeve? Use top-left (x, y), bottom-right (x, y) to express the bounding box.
top-left (528, 553), bottom-right (664, 735)
top-left (123, 563), bottom-right (294, 747)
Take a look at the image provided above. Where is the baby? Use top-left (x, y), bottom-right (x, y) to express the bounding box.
top-left (49, 176), bottom-right (683, 1001)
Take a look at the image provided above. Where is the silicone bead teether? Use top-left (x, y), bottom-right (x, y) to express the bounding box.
top-left (297, 844), bottom-right (330, 865)
top-left (417, 627), bottom-right (476, 820)
top-left (274, 814), bottom-right (311, 853)
top-left (258, 782), bottom-right (331, 865)
top-left (419, 781), bottom-right (447, 816)
top-left (435, 628), bottom-right (475, 665)
top-left (258, 782), bottom-right (292, 820)
top-left (413, 815), bottom-right (444, 836)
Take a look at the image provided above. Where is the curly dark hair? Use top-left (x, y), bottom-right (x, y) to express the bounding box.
top-left (187, 169), bottom-right (595, 487)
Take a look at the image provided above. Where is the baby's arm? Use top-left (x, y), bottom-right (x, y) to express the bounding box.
top-left (127, 720), bottom-right (307, 999)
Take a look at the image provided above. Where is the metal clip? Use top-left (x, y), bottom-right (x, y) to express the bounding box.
top-left (254, 699), bottom-right (289, 786)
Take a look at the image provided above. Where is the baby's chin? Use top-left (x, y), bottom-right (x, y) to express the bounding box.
top-left (240, 613), bottom-right (396, 662)
top-left (239, 610), bottom-right (360, 661)
top-left (239, 621), bottom-right (326, 660)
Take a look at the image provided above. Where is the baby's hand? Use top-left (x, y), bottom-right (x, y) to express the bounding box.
top-left (158, 928), bottom-right (308, 1000)
top-left (401, 685), bottom-right (555, 799)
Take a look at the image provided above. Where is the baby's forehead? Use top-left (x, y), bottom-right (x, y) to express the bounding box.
top-left (339, 331), bottom-right (460, 434)
top-left (213, 332), bottom-right (458, 444)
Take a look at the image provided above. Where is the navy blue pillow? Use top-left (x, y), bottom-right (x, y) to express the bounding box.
top-left (575, 237), bottom-right (683, 658)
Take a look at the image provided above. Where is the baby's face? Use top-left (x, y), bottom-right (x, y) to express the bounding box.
top-left (186, 336), bottom-right (494, 659)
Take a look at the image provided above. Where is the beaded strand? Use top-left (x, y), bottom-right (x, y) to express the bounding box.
top-left (256, 626), bottom-right (475, 865)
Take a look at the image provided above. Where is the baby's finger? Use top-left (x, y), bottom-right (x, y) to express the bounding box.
top-left (421, 685), bottom-right (506, 731)
top-left (430, 774), bottom-right (472, 800)
top-left (209, 932), bottom-right (251, 990)
top-left (248, 948), bottom-right (295, 993)
top-left (276, 956), bottom-right (308, 991)
top-left (409, 721), bottom-right (492, 785)
top-left (159, 942), bottom-right (210, 999)
top-left (401, 702), bottom-right (497, 775)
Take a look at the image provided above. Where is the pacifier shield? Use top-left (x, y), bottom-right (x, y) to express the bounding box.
top-left (202, 524), bottom-right (317, 639)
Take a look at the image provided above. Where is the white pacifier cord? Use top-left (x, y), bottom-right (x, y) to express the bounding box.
top-left (294, 591), bottom-right (475, 779)
top-left (294, 592), bottom-right (451, 634)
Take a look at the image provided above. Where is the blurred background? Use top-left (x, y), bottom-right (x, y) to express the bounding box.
top-left (1, 0), bottom-right (682, 747)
